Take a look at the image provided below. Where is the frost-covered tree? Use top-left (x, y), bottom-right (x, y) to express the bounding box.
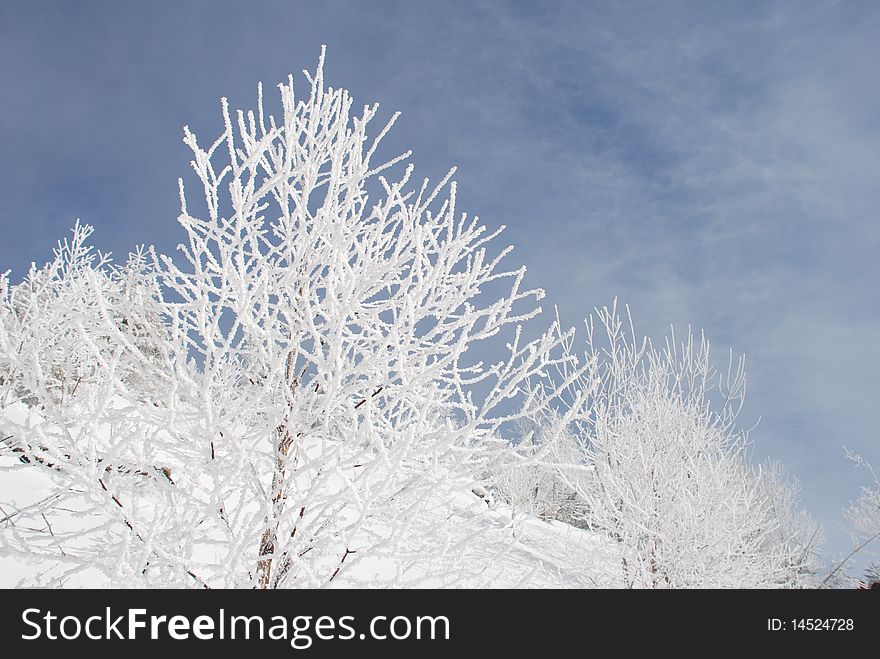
top-left (754, 462), bottom-right (824, 587)
top-left (0, 223), bottom-right (165, 410)
top-left (824, 451), bottom-right (880, 587)
top-left (487, 420), bottom-right (586, 529)
top-left (0, 224), bottom-right (112, 408)
top-left (538, 303), bottom-right (822, 588)
top-left (0, 50), bottom-right (581, 588)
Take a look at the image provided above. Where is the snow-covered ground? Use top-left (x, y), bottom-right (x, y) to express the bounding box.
top-left (0, 402), bottom-right (620, 588)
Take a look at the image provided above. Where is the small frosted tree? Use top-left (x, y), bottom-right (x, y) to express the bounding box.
top-left (0, 50), bottom-right (582, 588)
top-left (0, 223), bottom-right (164, 410)
top-left (487, 420), bottom-right (586, 529)
top-left (539, 303), bottom-right (822, 588)
top-left (0, 223), bottom-right (113, 408)
top-left (823, 451), bottom-right (880, 587)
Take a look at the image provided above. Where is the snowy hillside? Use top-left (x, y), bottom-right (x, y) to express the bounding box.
top-left (0, 403), bottom-right (620, 588)
top-left (0, 465), bottom-right (620, 589)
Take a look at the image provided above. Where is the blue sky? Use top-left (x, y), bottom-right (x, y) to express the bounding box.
top-left (2, 0), bottom-right (878, 567)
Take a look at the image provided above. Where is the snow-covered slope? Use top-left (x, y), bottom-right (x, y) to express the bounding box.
top-left (0, 402), bottom-right (620, 588)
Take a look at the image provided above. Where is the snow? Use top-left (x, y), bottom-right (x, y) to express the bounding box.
top-left (0, 402), bottom-right (620, 588)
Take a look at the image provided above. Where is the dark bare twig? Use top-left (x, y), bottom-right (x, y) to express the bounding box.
top-left (272, 506), bottom-right (308, 587)
top-left (0, 504), bottom-right (15, 527)
top-left (354, 386), bottom-right (383, 410)
top-left (329, 548), bottom-right (356, 582)
top-left (41, 512), bottom-right (67, 557)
